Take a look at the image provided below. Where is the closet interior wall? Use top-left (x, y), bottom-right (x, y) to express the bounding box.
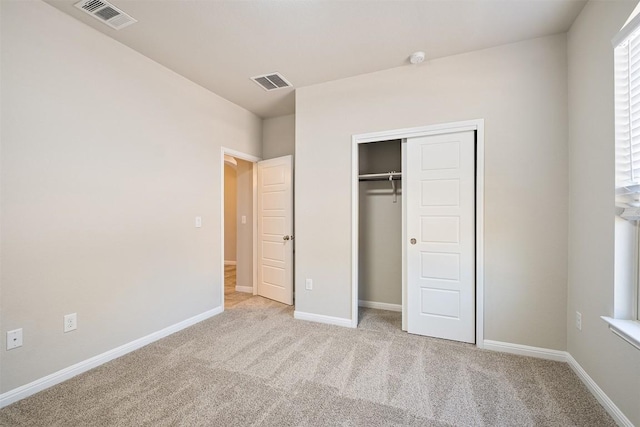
top-left (358, 140), bottom-right (402, 312)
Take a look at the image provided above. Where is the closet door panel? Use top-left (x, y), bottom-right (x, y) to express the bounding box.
top-left (420, 216), bottom-right (460, 244)
top-left (407, 131), bottom-right (475, 343)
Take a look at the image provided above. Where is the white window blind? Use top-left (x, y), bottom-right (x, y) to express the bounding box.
top-left (615, 16), bottom-right (640, 207)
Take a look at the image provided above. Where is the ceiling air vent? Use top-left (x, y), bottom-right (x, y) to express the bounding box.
top-left (74, 0), bottom-right (137, 30)
top-left (251, 73), bottom-right (293, 91)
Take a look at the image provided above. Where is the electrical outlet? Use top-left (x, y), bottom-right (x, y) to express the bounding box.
top-left (6, 329), bottom-right (23, 350)
top-left (305, 278), bottom-right (313, 290)
top-left (576, 311), bottom-right (582, 331)
top-left (64, 313), bottom-right (77, 333)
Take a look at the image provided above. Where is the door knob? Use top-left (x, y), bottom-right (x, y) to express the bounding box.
top-left (410, 238), bottom-right (417, 245)
top-left (283, 235), bottom-right (290, 241)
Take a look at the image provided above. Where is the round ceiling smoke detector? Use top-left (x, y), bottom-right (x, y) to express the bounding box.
top-left (409, 51), bottom-right (425, 65)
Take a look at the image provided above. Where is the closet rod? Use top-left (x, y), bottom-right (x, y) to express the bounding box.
top-left (358, 172), bottom-right (402, 181)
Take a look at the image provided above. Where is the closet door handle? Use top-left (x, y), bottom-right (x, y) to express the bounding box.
top-left (410, 238), bottom-right (417, 245)
top-left (283, 235), bottom-right (291, 241)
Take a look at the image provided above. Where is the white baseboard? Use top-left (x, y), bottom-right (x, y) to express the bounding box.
top-left (294, 310), bottom-right (353, 328)
top-left (224, 260), bottom-right (236, 266)
top-left (0, 306), bottom-right (223, 409)
top-left (483, 339), bottom-right (567, 362)
top-left (358, 300), bottom-right (402, 312)
top-left (566, 354), bottom-right (634, 427)
top-left (235, 285), bottom-right (253, 293)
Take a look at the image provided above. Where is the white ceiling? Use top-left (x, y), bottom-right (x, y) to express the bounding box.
top-left (43, 0), bottom-right (587, 118)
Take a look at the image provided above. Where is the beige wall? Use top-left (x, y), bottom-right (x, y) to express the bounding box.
top-left (235, 159), bottom-right (254, 289)
top-left (224, 164), bottom-right (237, 263)
top-left (295, 34), bottom-right (569, 350)
top-left (262, 114), bottom-right (295, 159)
top-left (0, 1), bottom-right (261, 393)
top-left (567, 1), bottom-right (640, 425)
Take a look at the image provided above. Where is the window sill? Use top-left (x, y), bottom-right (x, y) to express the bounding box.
top-left (601, 317), bottom-right (640, 350)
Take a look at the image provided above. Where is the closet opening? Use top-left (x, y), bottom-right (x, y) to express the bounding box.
top-left (357, 139), bottom-right (404, 331)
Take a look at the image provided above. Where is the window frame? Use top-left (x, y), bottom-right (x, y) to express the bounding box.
top-left (606, 11), bottom-right (640, 350)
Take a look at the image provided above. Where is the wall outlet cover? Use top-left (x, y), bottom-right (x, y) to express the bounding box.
top-left (64, 313), bottom-right (77, 333)
top-left (7, 329), bottom-right (23, 350)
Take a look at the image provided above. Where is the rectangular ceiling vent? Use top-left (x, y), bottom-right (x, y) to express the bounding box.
top-left (74, 0), bottom-right (137, 30)
top-left (251, 73), bottom-right (293, 91)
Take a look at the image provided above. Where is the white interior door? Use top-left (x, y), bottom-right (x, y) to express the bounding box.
top-left (257, 155), bottom-right (293, 305)
top-left (406, 131), bottom-right (475, 343)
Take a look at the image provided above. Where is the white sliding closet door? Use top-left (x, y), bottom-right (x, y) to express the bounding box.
top-left (406, 131), bottom-right (475, 343)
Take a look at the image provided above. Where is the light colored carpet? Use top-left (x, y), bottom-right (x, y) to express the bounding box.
top-left (0, 297), bottom-right (614, 426)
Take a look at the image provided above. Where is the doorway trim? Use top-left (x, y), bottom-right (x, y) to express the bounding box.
top-left (350, 119), bottom-right (485, 348)
top-left (220, 147), bottom-right (261, 310)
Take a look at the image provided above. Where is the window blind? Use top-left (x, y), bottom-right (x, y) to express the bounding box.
top-left (615, 18), bottom-right (640, 207)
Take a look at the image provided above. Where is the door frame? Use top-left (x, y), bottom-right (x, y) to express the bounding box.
top-left (220, 147), bottom-right (261, 309)
top-left (350, 119), bottom-right (485, 348)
